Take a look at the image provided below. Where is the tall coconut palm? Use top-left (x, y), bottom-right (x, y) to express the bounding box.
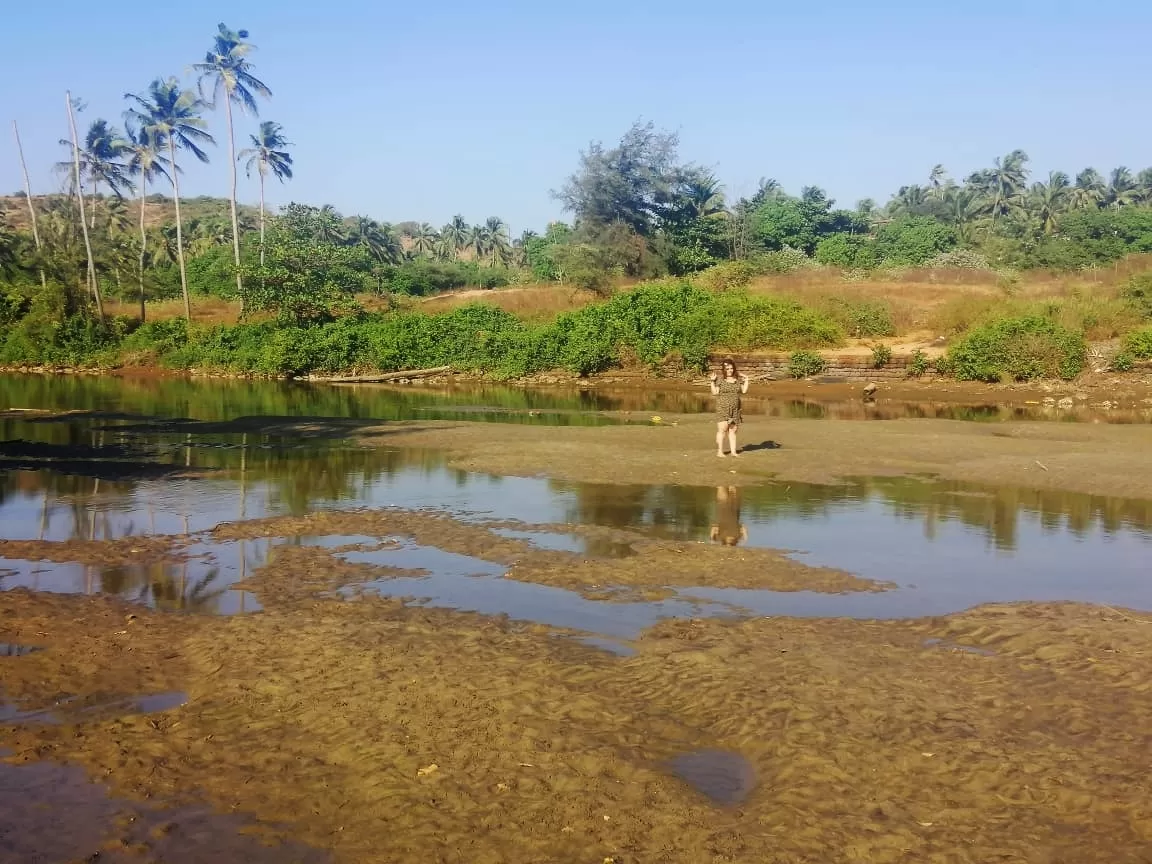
top-left (467, 223), bottom-right (488, 263)
top-left (889, 184), bottom-right (929, 216)
top-left (1028, 171), bottom-right (1071, 235)
top-left (969, 150), bottom-right (1029, 224)
top-left (124, 124), bottom-right (171, 321)
top-left (12, 121), bottom-right (48, 290)
top-left (125, 78), bottom-right (214, 320)
top-left (1070, 168), bottom-right (1106, 210)
top-left (194, 23), bottom-right (271, 297)
top-left (928, 164), bottom-right (950, 199)
top-left (411, 223), bottom-right (439, 257)
top-left (348, 217), bottom-right (401, 264)
top-left (941, 186), bottom-right (983, 244)
top-left (56, 119), bottom-right (133, 231)
top-left (440, 215), bottom-right (469, 260)
top-left (482, 216), bottom-right (511, 267)
top-left (65, 93), bottom-right (102, 318)
top-left (239, 121), bottom-right (292, 267)
top-left (1136, 168), bottom-right (1152, 205)
top-left (1106, 167), bottom-right (1139, 209)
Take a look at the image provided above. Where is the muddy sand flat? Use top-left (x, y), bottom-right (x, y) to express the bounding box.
top-left (2, 588), bottom-right (1150, 863)
top-left (362, 411), bottom-right (1152, 499)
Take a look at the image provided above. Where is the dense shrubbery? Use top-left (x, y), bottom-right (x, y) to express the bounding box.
top-left (945, 316), bottom-right (1086, 381)
top-left (1123, 326), bottom-right (1152, 360)
top-left (0, 281), bottom-right (845, 378)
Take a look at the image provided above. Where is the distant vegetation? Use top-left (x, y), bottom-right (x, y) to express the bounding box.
top-left (3, 23), bottom-right (1152, 382)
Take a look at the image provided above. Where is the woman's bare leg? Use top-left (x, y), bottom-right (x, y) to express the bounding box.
top-left (716, 422), bottom-right (728, 456)
top-left (728, 424), bottom-right (739, 456)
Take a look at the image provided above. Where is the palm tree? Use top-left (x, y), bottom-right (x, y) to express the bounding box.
top-left (681, 172), bottom-right (726, 221)
top-left (239, 121), bottom-right (292, 267)
top-left (1106, 167), bottom-right (1138, 209)
top-left (483, 216), bottom-right (511, 267)
top-left (12, 120), bottom-right (48, 290)
top-left (1136, 168), bottom-right (1152, 206)
top-left (928, 164), bottom-right (950, 199)
top-left (889, 184), bottom-right (929, 216)
top-left (124, 124), bottom-right (171, 321)
top-left (194, 23), bottom-right (272, 297)
top-left (1027, 171), bottom-right (1071, 235)
top-left (467, 223), bottom-right (488, 263)
top-left (1070, 169), bottom-right (1106, 210)
top-left (411, 223), bottom-right (439, 257)
top-left (969, 150), bottom-right (1029, 225)
top-left (65, 93), bottom-right (102, 318)
top-left (440, 215), bottom-right (469, 260)
top-left (942, 185), bottom-right (983, 244)
top-left (125, 77), bottom-right (215, 320)
top-left (57, 119), bottom-right (133, 230)
top-left (348, 217), bottom-right (401, 264)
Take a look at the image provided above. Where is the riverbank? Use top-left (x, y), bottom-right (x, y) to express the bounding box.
top-left (6, 360), bottom-right (1152, 406)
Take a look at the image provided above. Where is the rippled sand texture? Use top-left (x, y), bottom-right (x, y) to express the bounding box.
top-left (3, 588), bottom-right (1150, 863)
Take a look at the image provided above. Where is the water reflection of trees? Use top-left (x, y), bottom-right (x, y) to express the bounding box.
top-left (555, 475), bottom-right (1152, 551)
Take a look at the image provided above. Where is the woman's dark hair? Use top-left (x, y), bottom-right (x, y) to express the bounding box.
top-left (720, 359), bottom-right (738, 377)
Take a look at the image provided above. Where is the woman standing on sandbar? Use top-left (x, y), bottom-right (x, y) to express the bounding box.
top-left (710, 359), bottom-right (749, 457)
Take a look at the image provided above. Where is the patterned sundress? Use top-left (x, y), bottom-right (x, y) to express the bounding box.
top-left (715, 378), bottom-right (743, 426)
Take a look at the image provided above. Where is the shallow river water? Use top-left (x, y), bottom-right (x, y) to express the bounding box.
top-left (1, 374), bottom-right (1150, 637)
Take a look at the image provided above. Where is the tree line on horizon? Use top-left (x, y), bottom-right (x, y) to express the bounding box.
top-left (5, 60), bottom-right (1152, 327)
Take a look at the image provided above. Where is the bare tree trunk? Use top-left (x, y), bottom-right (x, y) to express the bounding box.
top-left (225, 96), bottom-right (243, 297)
top-left (168, 137), bottom-right (191, 320)
top-left (67, 91), bottom-right (103, 320)
top-left (138, 177), bottom-right (148, 322)
top-left (258, 169), bottom-right (266, 267)
top-left (12, 121), bottom-right (48, 290)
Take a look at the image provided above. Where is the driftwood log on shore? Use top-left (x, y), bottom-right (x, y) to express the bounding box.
top-left (306, 366), bottom-right (452, 384)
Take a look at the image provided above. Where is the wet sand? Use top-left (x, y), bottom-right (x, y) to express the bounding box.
top-left (364, 411), bottom-right (1152, 499)
top-left (3, 588), bottom-right (1151, 863)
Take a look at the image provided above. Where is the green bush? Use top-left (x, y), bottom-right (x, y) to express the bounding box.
top-left (814, 233), bottom-right (877, 269)
top-left (822, 298), bottom-right (895, 338)
top-left (789, 350), bottom-right (827, 379)
top-left (754, 247), bottom-right (813, 274)
top-left (1123, 326), bottom-right (1152, 359)
top-left (697, 260), bottom-right (758, 292)
top-left (1112, 351), bottom-right (1134, 372)
top-left (0, 280), bottom-right (847, 379)
top-left (379, 260), bottom-right (510, 296)
top-left (871, 344), bottom-right (892, 368)
top-left (1121, 272), bottom-right (1152, 318)
top-left (873, 217), bottom-right (957, 266)
top-left (945, 316), bottom-right (1086, 382)
top-left (907, 348), bottom-right (930, 377)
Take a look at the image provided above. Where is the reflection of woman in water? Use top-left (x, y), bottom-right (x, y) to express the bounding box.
top-left (710, 486), bottom-right (747, 546)
top-left (710, 359), bottom-right (749, 457)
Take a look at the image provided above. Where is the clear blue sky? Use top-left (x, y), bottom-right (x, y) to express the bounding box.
top-left (2, 0), bottom-right (1149, 234)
